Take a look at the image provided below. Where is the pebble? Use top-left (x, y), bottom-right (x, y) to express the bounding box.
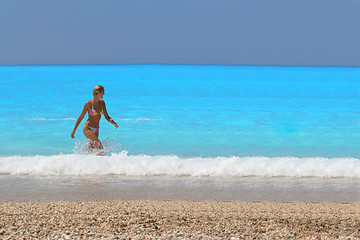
top-left (0, 201), bottom-right (359, 239)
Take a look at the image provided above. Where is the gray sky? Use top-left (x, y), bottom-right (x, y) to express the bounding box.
top-left (0, 0), bottom-right (359, 66)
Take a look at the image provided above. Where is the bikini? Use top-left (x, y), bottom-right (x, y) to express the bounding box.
top-left (83, 102), bottom-right (104, 134)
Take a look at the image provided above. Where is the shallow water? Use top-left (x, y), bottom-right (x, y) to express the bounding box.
top-left (2, 65), bottom-right (360, 158)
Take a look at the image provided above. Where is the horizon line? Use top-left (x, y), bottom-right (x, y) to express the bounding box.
top-left (0, 63), bottom-right (359, 68)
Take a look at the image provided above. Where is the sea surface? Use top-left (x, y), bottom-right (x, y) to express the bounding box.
top-left (1, 64), bottom-right (359, 202)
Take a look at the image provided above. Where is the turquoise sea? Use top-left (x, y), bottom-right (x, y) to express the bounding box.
top-left (1, 64), bottom-right (359, 202)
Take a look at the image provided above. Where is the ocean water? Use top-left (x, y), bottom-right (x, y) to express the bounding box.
top-left (1, 64), bottom-right (360, 201)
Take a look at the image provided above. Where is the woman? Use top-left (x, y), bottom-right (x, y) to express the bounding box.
top-left (71, 85), bottom-right (118, 151)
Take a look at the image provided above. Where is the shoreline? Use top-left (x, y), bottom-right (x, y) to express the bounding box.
top-left (1, 200), bottom-right (359, 239)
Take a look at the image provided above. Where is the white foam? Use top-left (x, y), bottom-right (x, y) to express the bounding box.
top-left (26, 117), bottom-right (162, 122)
top-left (25, 117), bottom-right (76, 121)
top-left (0, 152), bottom-right (359, 178)
top-left (117, 118), bottom-right (162, 122)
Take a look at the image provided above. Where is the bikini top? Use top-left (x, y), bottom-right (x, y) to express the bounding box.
top-left (90, 101), bottom-right (104, 116)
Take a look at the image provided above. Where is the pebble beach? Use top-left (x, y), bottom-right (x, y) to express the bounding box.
top-left (0, 200), bottom-right (359, 239)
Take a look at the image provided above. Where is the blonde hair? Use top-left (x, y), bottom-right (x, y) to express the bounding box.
top-left (93, 85), bottom-right (104, 96)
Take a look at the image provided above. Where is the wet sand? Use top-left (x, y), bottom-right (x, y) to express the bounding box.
top-left (1, 200), bottom-right (359, 239)
top-left (1, 175), bottom-right (359, 203)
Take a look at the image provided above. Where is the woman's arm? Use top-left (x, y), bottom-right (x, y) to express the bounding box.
top-left (103, 101), bottom-right (118, 128)
top-left (71, 102), bottom-right (89, 138)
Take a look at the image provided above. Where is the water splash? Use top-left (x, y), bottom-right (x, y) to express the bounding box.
top-left (73, 136), bottom-right (121, 155)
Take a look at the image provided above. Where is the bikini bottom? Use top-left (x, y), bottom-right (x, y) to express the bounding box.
top-left (83, 124), bottom-right (99, 134)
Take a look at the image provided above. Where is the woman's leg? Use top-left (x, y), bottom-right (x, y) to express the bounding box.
top-left (83, 127), bottom-right (103, 150)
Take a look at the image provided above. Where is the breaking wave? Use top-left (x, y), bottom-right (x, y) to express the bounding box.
top-left (1, 152), bottom-right (359, 178)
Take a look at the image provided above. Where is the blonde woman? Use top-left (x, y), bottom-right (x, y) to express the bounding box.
top-left (71, 85), bottom-right (118, 151)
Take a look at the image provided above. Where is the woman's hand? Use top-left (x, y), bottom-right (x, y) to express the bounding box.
top-left (110, 118), bottom-right (118, 128)
top-left (71, 131), bottom-right (75, 138)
